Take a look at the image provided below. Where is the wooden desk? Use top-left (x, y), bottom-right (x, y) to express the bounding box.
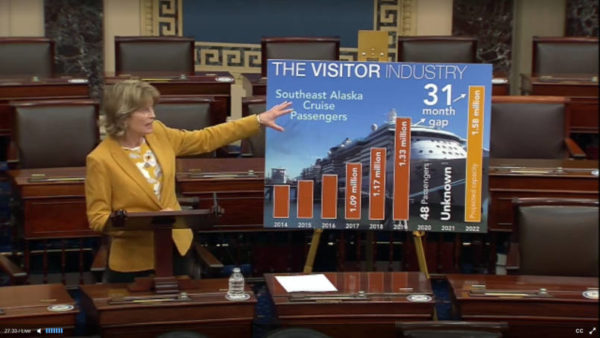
top-left (7, 159), bottom-right (267, 279)
top-left (567, 96), bottom-right (599, 134)
top-left (8, 157), bottom-right (264, 236)
top-left (0, 78), bottom-right (89, 101)
top-left (0, 283), bottom-right (78, 333)
top-left (8, 167), bottom-right (93, 280)
top-left (447, 274), bottom-right (598, 338)
top-left (488, 158), bottom-right (598, 232)
top-left (9, 158), bottom-right (267, 239)
top-left (8, 167), bottom-right (90, 239)
top-left (105, 72), bottom-right (234, 118)
top-left (265, 271), bottom-right (434, 338)
top-left (520, 74), bottom-right (599, 96)
top-left (491, 76), bottom-right (509, 96)
top-left (176, 157), bottom-right (265, 231)
top-left (80, 279), bottom-right (256, 338)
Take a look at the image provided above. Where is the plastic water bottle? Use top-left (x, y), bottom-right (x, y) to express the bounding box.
top-left (226, 267), bottom-right (248, 300)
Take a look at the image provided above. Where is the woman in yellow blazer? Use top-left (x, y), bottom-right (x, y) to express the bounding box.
top-left (85, 80), bottom-right (291, 282)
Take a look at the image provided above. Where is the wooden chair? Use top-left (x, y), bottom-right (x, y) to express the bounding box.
top-left (397, 36), bottom-right (477, 63)
top-left (241, 96), bottom-right (266, 157)
top-left (5, 99), bottom-right (99, 284)
top-left (12, 99), bottom-right (99, 168)
top-left (507, 197), bottom-right (598, 277)
top-left (115, 36), bottom-right (195, 76)
top-left (261, 37), bottom-right (340, 77)
top-left (155, 96), bottom-right (221, 130)
top-left (532, 36), bottom-right (599, 76)
top-left (0, 37), bottom-right (54, 78)
top-left (396, 321), bottom-right (509, 338)
top-left (154, 96), bottom-right (231, 158)
top-left (490, 96), bottom-right (586, 159)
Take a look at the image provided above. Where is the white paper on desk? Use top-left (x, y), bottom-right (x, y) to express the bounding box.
top-left (275, 274), bottom-right (338, 293)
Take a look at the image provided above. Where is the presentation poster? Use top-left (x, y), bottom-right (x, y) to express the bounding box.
top-left (264, 60), bottom-right (491, 233)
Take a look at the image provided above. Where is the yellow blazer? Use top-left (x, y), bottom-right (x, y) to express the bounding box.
top-left (85, 116), bottom-right (260, 272)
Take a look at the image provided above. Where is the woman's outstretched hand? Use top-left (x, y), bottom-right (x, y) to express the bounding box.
top-left (258, 101), bottom-right (293, 132)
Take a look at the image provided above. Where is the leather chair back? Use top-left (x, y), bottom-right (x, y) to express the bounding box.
top-left (0, 37), bottom-right (54, 77)
top-left (533, 36), bottom-right (599, 76)
top-left (241, 96), bottom-right (266, 157)
top-left (115, 36), bottom-right (195, 76)
top-left (154, 97), bottom-right (220, 157)
top-left (261, 37), bottom-right (340, 77)
top-left (13, 100), bottom-right (99, 168)
top-left (397, 36), bottom-right (477, 63)
top-left (513, 198), bottom-right (599, 277)
top-left (490, 96), bottom-right (568, 159)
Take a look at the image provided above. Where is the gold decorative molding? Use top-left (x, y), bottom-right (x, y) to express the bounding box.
top-left (399, 0), bottom-right (417, 36)
top-left (194, 43), bottom-right (359, 73)
top-left (373, 0), bottom-right (419, 61)
top-left (140, 0), bottom-right (154, 35)
top-left (340, 48), bottom-right (358, 62)
top-left (195, 42), bottom-right (261, 73)
top-left (140, 0), bottom-right (182, 36)
top-left (190, 0), bottom-right (416, 72)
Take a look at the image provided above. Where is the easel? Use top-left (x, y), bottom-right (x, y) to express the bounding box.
top-left (304, 29), bottom-right (431, 277)
top-left (106, 208), bottom-right (218, 294)
top-left (411, 230), bottom-right (430, 279)
top-left (303, 229), bottom-right (322, 273)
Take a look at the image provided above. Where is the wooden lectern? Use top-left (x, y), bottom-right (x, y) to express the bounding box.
top-left (106, 208), bottom-right (218, 294)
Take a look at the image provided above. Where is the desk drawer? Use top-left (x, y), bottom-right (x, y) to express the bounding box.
top-left (23, 198), bottom-right (94, 239)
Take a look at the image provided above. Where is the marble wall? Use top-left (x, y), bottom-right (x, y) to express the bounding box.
top-left (44, 0), bottom-right (103, 98)
top-left (566, 0), bottom-right (599, 36)
top-left (452, 0), bottom-right (513, 75)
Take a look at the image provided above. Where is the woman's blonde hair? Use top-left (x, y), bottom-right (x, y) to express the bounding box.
top-left (102, 80), bottom-right (160, 137)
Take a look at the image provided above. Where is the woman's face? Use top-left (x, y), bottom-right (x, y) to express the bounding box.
top-left (126, 104), bottom-right (155, 138)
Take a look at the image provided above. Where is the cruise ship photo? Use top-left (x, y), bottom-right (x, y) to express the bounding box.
top-left (266, 109), bottom-right (489, 232)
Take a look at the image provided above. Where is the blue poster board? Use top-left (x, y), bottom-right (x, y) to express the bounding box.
top-left (264, 60), bottom-right (492, 233)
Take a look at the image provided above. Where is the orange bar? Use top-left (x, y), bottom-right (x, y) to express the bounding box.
top-left (321, 175), bottom-right (338, 219)
top-left (369, 147), bottom-right (386, 220)
top-left (465, 86), bottom-right (485, 222)
top-left (345, 163), bottom-right (362, 220)
top-left (273, 185), bottom-right (290, 218)
top-left (393, 117), bottom-right (411, 220)
top-left (297, 180), bottom-right (314, 219)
